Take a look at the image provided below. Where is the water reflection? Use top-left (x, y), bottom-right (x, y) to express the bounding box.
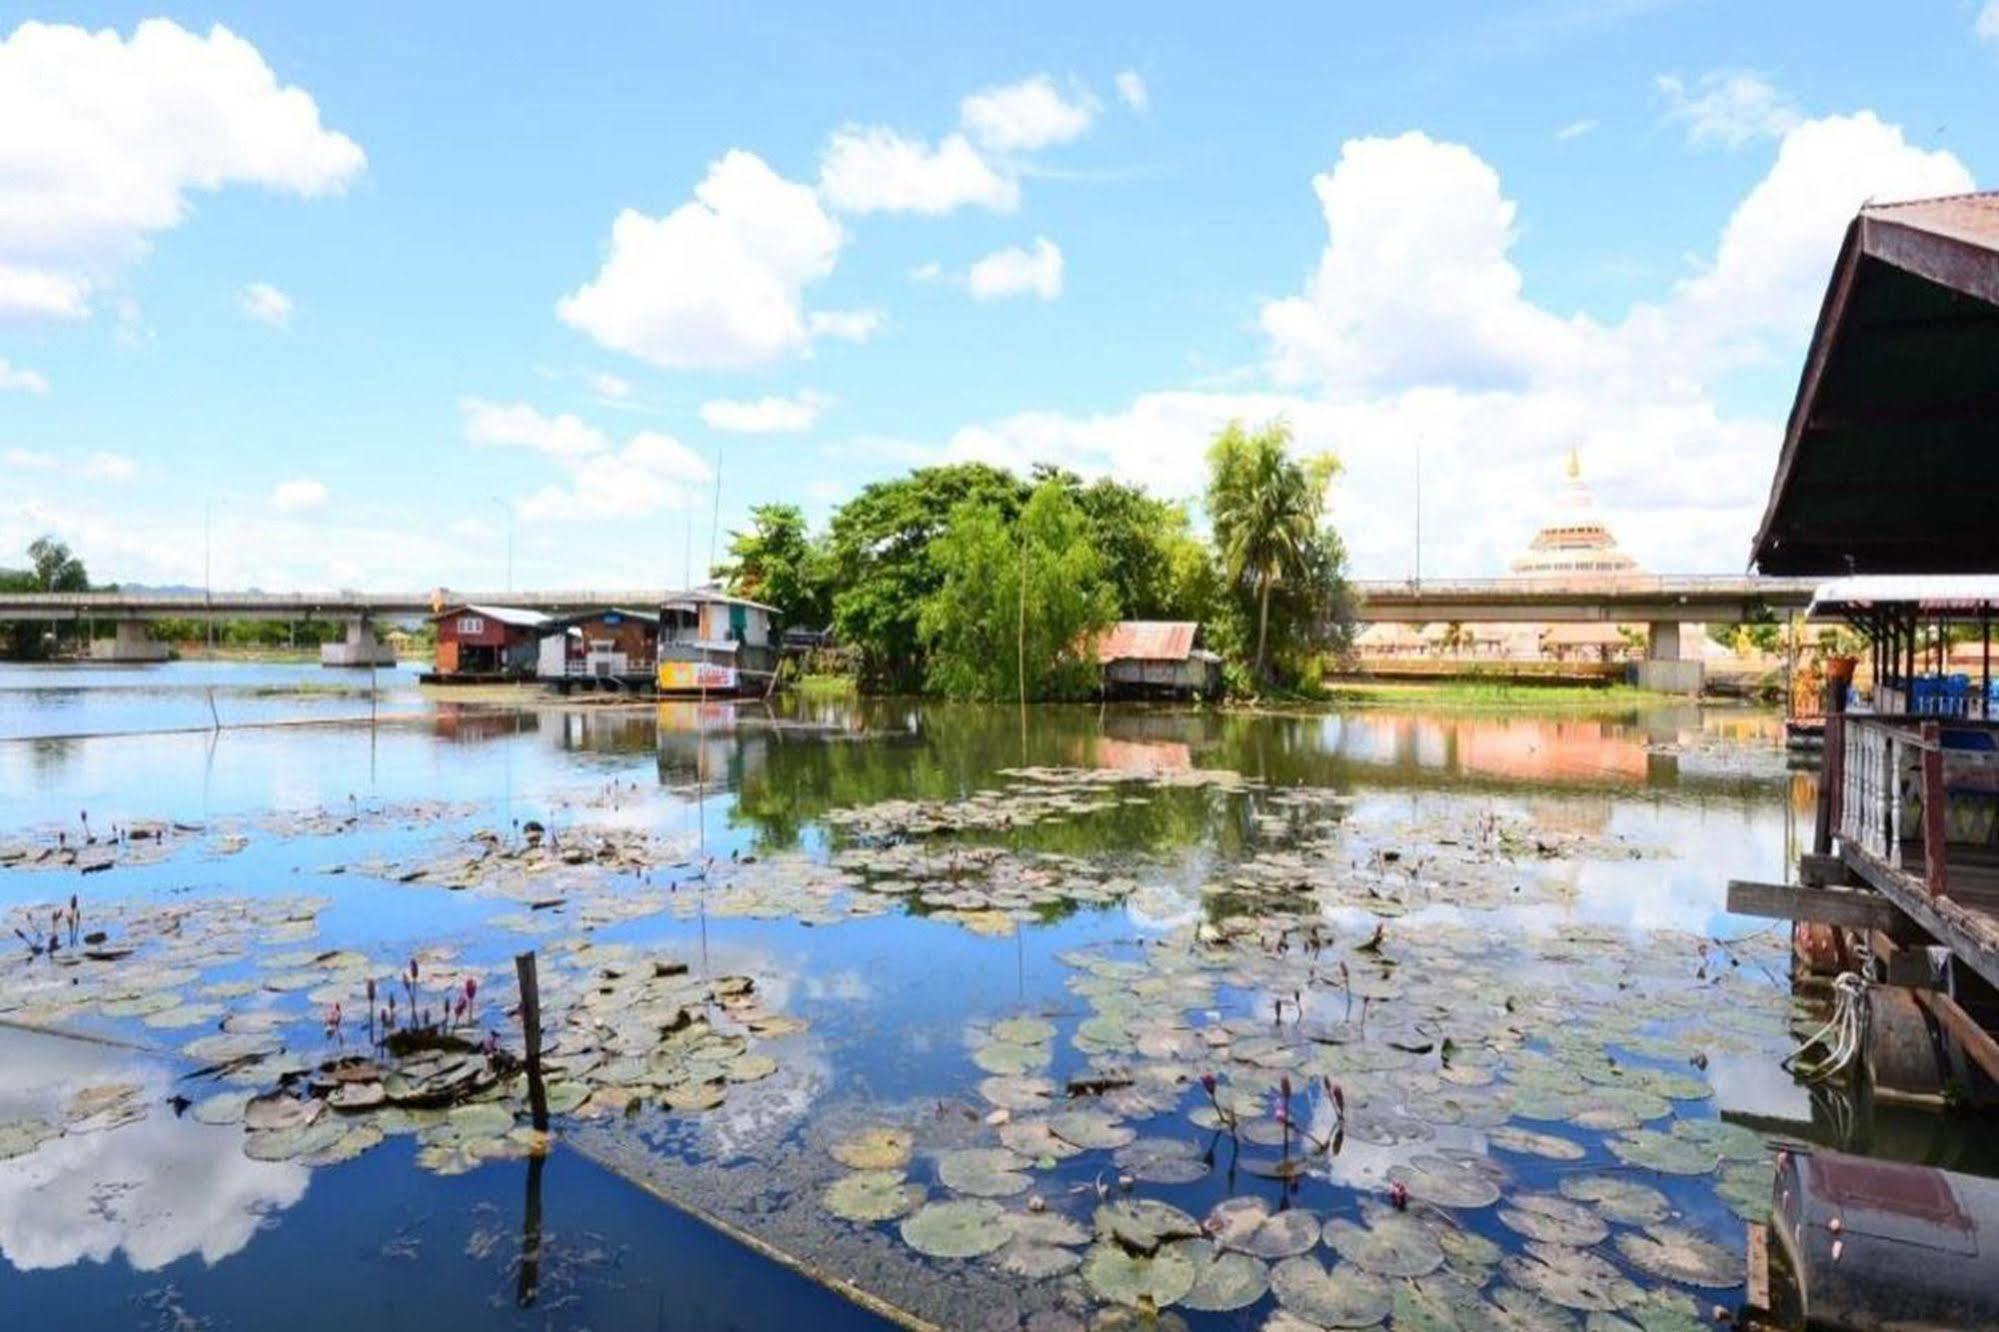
top-left (0, 1029), bottom-right (308, 1273)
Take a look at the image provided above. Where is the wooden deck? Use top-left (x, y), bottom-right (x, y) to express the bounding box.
top-left (1840, 839), bottom-right (1999, 993)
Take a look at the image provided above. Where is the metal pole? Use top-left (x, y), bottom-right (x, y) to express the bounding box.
top-left (489, 498), bottom-right (512, 594)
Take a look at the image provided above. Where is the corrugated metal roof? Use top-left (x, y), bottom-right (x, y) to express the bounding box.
top-left (434, 604), bottom-right (551, 628)
top-left (1865, 191), bottom-right (1999, 252)
top-left (1094, 621), bottom-right (1198, 663)
top-left (1810, 575), bottom-right (1999, 618)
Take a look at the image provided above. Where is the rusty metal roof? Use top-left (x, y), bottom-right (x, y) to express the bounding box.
top-left (1094, 621), bottom-right (1199, 663)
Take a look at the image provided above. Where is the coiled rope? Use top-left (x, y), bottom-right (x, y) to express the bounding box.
top-left (1785, 972), bottom-right (1868, 1081)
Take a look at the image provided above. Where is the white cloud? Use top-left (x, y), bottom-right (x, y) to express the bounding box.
top-left (558, 150), bottom-right (845, 370)
top-left (968, 238), bottom-right (1064, 301)
top-left (0, 358), bottom-right (48, 393)
top-left (1115, 71), bottom-right (1149, 113)
top-left (909, 261), bottom-right (943, 283)
top-left (0, 20), bottom-right (363, 322)
top-left (700, 392), bottom-right (825, 434)
top-left (818, 126), bottom-right (1018, 215)
top-left (460, 398), bottom-right (713, 523)
top-left (237, 281), bottom-right (293, 329)
top-left (517, 431), bottom-right (713, 522)
top-left (1555, 118), bottom-right (1597, 141)
top-left (961, 75), bottom-right (1097, 152)
top-left (4, 448), bottom-right (134, 480)
top-left (808, 307), bottom-right (884, 342)
top-left (939, 110), bottom-right (1973, 580)
top-left (270, 477), bottom-right (327, 512)
top-left (460, 396), bottom-right (609, 459)
top-left (1656, 71), bottom-right (1801, 149)
top-left (79, 452), bottom-right (136, 482)
top-left (0, 263), bottom-right (88, 321)
top-left (1978, 1), bottom-right (1999, 42)
top-left (588, 371), bottom-right (631, 399)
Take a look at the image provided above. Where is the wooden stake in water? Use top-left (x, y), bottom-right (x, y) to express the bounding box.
top-left (514, 950), bottom-right (549, 1131)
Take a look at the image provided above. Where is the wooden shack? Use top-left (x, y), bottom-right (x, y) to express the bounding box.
top-left (424, 605), bottom-right (549, 682)
top-left (657, 591), bottom-right (779, 696)
top-left (1094, 621), bottom-right (1222, 701)
top-left (537, 608), bottom-right (660, 692)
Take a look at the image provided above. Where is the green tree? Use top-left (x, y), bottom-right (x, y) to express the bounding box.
top-left (717, 503), bottom-right (827, 628)
top-left (918, 481), bottom-right (1117, 702)
top-left (1030, 466), bottom-right (1217, 622)
top-left (824, 464), bottom-right (1029, 691)
top-left (26, 536), bottom-right (88, 591)
top-left (0, 536), bottom-right (94, 659)
top-left (1204, 419), bottom-right (1345, 684)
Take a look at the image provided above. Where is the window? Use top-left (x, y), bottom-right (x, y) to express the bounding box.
top-left (456, 615), bottom-right (485, 635)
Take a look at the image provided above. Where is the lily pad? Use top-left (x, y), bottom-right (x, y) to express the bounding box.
top-left (1178, 1239), bottom-right (1269, 1312)
top-left (1605, 1130), bottom-right (1715, 1176)
top-left (1096, 1199), bottom-right (1202, 1255)
top-left (1082, 1240), bottom-right (1197, 1309)
top-left (1558, 1175), bottom-right (1671, 1227)
top-left (1322, 1213), bottom-right (1446, 1278)
top-left (1613, 1226), bottom-right (1740, 1288)
top-left (823, 1169), bottom-right (925, 1223)
top-left (1387, 1154), bottom-right (1502, 1209)
top-left (0, 1118), bottom-right (57, 1161)
top-left (830, 1125), bottom-right (914, 1171)
top-left (1113, 1136), bottom-right (1208, 1184)
top-left (937, 1147), bottom-right (1033, 1197)
top-left (1498, 1194), bottom-right (1611, 1247)
top-left (1207, 1198), bottom-right (1321, 1258)
top-left (1270, 1254), bottom-right (1393, 1327)
top-left (1490, 1124), bottom-right (1586, 1160)
top-left (901, 1198), bottom-right (1009, 1258)
top-left (245, 1117), bottom-right (348, 1162)
top-left (243, 1091), bottom-right (323, 1133)
top-left (993, 1016), bottom-right (1058, 1045)
top-left (1502, 1241), bottom-right (1641, 1312)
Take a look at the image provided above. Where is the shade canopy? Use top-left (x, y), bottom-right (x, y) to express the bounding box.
top-left (1751, 193), bottom-right (1999, 576)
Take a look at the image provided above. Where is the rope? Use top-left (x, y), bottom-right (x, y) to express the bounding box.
top-left (1784, 971), bottom-right (1868, 1081)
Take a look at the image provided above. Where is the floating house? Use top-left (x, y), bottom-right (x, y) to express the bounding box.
top-left (424, 604), bottom-right (549, 682)
top-left (1094, 621), bottom-right (1223, 701)
top-left (657, 590), bottom-right (779, 695)
top-left (537, 608), bottom-right (660, 691)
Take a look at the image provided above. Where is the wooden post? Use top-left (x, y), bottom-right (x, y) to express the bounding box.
top-left (1816, 713), bottom-right (1843, 856)
top-left (514, 950), bottom-right (549, 1130)
top-left (1920, 721), bottom-right (1948, 899)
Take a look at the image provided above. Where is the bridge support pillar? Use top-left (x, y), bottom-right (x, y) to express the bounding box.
top-left (321, 617), bottom-right (396, 668)
top-left (1630, 619), bottom-right (1703, 695)
top-left (89, 618), bottom-right (171, 663)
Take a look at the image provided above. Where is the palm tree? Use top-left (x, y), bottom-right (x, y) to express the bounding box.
top-left (1206, 420), bottom-right (1338, 683)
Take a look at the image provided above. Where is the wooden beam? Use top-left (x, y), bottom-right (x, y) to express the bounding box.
top-left (1726, 879), bottom-right (1920, 938)
top-left (1910, 987), bottom-right (1999, 1085)
top-left (1842, 842), bottom-right (1999, 994)
top-left (1799, 851), bottom-right (1849, 887)
top-left (1746, 1223), bottom-right (1771, 1312)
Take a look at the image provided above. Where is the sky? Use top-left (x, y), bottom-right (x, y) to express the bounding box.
top-left (0, 2), bottom-right (1994, 592)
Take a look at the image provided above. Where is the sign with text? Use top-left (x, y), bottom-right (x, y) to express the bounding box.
top-left (658, 660), bottom-right (736, 692)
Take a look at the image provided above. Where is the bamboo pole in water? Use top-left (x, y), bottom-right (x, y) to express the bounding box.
top-left (514, 950), bottom-right (549, 1131)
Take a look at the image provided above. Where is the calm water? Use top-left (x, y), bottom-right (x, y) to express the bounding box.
top-left (0, 663), bottom-right (1959, 1329)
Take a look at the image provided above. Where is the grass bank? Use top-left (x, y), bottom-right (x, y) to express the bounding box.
top-left (1316, 679), bottom-right (1689, 711)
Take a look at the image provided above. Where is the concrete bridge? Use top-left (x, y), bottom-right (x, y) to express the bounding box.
top-left (0, 589), bottom-right (669, 667)
top-left (1348, 575), bottom-right (1819, 692)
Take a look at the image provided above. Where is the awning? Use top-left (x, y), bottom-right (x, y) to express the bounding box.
top-left (1808, 575), bottom-right (1999, 621)
top-left (1751, 193), bottom-right (1999, 575)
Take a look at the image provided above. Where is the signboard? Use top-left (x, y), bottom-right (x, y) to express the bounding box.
top-left (658, 660), bottom-right (737, 692)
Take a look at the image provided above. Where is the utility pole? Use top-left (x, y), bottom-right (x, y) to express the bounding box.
top-left (1413, 437), bottom-right (1423, 591)
top-left (204, 500), bottom-right (214, 658)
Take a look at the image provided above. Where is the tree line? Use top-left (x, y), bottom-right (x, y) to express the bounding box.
top-left (718, 419), bottom-right (1351, 699)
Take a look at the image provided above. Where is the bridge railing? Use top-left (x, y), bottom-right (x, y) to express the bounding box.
top-left (1351, 575), bottom-right (1819, 598)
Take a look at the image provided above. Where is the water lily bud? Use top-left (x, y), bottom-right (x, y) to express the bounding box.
top-left (1281, 1075), bottom-right (1292, 1101)
top-left (1200, 1073), bottom-right (1217, 1095)
top-left (1027, 1194), bottom-right (1046, 1213)
top-left (465, 977), bottom-right (478, 1001)
top-left (1389, 1180), bottom-right (1408, 1211)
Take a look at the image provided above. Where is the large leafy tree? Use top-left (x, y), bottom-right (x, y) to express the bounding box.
top-left (717, 503), bottom-right (828, 628)
top-left (918, 481), bottom-right (1117, 702)
top-left (1205, 419), bottom-right (1346, 684)
top-left (1032, 466), bottom-right (1218, 623)
top-left (0, 536), bottom-right (94, 658)
top-left (823, 464), bottom-right (1029, 691)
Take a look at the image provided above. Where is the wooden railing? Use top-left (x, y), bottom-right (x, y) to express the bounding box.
top-left (1832, 715), bottom-right (1999, 898)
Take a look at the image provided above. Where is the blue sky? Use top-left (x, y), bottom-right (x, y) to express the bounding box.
top-left (1, 2), bottom-right (1994, 591)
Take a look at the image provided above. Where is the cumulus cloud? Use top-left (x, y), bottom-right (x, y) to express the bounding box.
top-left (817, 126), bottom-right (1018, 215)
top-left (1115, 71), bottom-right (1149, 113)
top-left (270, 477), bottom-right (327, 512)
top-left (558, 150), bottom-right (845, 369)
top-left (0, 358), bottom-right (48, 393)
top-left (0, 19), bottom-right (362, 322)
top-left (1555, 118), bottom-right (1596, 141)
top-left (968, 238), bottom-right (1064, 301)
top-left (807, 307), bottom-right (884, 342)
top-left (700, 392), bottom-right (825, 434)
top-left (1981, 1), bottom-right (1999, 42)
top-left (79, 452), bottom-right (137, 481)
top-left (460, 398), bottom-right (711, 522)
top-left (460, 396), bottom-right (608, 459)
top-left (237, 281), bottom-right (293, 329)
top-left (588, 371), bottom-right (631, 399)
top-left (1656, 71), bottom-right (1800, 149)
top-left (961, 75), bottom-right (1097, 151)
top-left (941, 110), bottom-right (1972, 579)
top-left (4, 448), bottom-right (135, 480)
